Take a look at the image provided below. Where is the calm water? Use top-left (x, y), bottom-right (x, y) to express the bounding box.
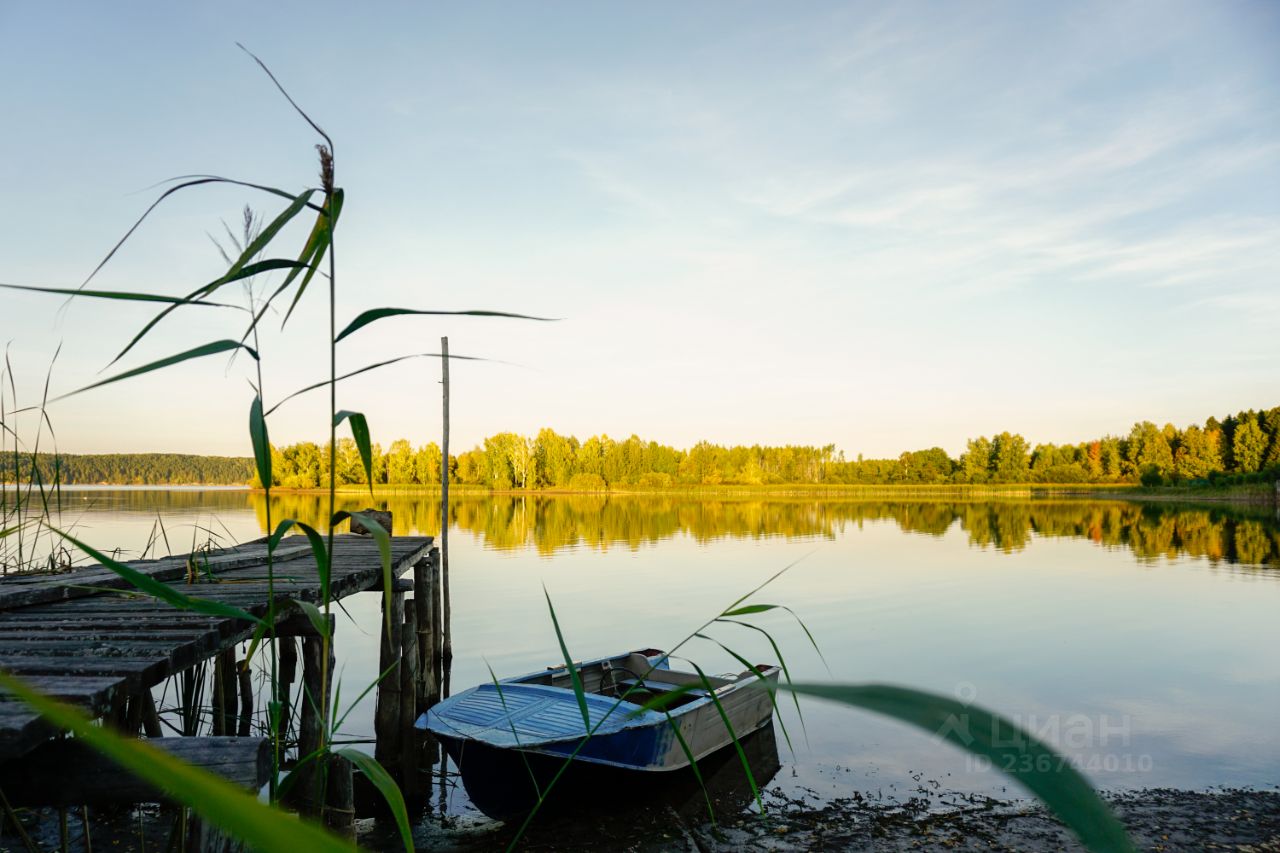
top-left (21, 489), bottom-right (1280, 814)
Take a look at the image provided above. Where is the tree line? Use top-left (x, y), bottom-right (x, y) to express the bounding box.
top-left (1, 453), bottom-right (254, 486)
top-left (7, 404), bottom-right (1277, 489)
top-left (253, 404), bottom-right (1280, 489)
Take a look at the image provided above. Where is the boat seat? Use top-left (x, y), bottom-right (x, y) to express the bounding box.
top-left (615, 677), bottom-right (710, 697)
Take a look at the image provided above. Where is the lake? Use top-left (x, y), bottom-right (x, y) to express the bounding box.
top-left (20, 488), bottom-right (1280, 819)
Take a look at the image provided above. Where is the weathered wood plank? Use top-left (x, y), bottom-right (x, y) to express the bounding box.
top-left (0, 542), bottom-right (315, 609)
top-left (0, 676), bottom-right (127, 760)
top-left (0, 737), bottom-right (270, 806)
top-left (0, 655), bottom-right (162, 682)
top-left (0, 535), bottom-right (430, 764)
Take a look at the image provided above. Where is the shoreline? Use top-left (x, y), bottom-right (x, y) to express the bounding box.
top-left (351, 786), bottom-right (1280, 852)
top-left (9, 480), bottom-right (1275, 508)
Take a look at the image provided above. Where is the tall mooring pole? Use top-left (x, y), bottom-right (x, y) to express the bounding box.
top-left (440, 336), bottom-right (452, 662)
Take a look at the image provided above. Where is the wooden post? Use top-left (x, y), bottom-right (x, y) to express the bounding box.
top-left (429, 558), bottom-right (442, 706)
top-left (324, 754), bottom-right (355, 839)
top-left (374, 585), bottom-right (405, 767)
top-left (440, 335), bottom-right (452, 662)
top-left (297, 633), bottom-right (334, 816)
top-left (125, 691), bottom-right (145, 736)
top-left (141, 690), bottom-right (163, 738)
top-left (237, 664), bottom-right (254, 738)
top-left (399, 604), bottom-right (420, 801)
top-left (278, 637), bottom-right (298, 762)
top-left (413, 555), bottom-right (433, 710)
top-left (213, 648), bottom-right (238, 737)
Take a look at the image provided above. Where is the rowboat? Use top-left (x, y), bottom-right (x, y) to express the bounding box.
top-left (416, 648), bottom-right (780, 819)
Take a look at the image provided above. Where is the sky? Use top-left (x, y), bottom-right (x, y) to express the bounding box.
top-left (0, 1), bottom-right (1277, 459)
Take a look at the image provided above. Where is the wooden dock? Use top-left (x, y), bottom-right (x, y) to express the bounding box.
top-left (0, 533), bottom-right (433, 762)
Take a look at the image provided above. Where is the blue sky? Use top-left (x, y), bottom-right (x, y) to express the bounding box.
top-left (1, 1), bottom-right (1277, 458)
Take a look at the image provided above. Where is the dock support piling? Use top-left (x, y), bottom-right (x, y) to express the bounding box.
top-left (323, 754), bottom-right (355, 839)
top-left (125, 691), bottom-right (144, 736)
top-left (141, 691), bottom-right (162, 738)
top-left (429, 558), bottom-right (442, 706)
top-left (212, 649), bottom-right (238, 737)
top-left (237, 663), bottom-right (253, 738)
top-left (374, 584), bottom-right (405, 767)
top-left (399, 603), bottom-right (420, 801)
top-left (278, 637), bottom-right (298, 762)
top-left (413, 552), bottom-right (436, 710)
top-left (297, 630), bottom-right (334, 816)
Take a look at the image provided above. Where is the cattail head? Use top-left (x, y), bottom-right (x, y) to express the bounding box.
top-left (317, 144), bottom-right (334, 194)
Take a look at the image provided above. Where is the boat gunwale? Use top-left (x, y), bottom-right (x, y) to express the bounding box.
top-left (422, 649), bottom-right (780, 753)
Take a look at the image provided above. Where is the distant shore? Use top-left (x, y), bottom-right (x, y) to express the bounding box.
top-left (7, 480), bottom-right (1274, 508)
top-left (256, 481), bottom-right (1278, 506)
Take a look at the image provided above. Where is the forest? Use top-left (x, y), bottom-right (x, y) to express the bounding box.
top-left (0, 452), bottom-right (253, 486)
top-left (6, 405), bottom-right (1277, 490)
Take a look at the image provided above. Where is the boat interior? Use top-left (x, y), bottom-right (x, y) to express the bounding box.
top-left (514, 650), bottom-right (763, 711)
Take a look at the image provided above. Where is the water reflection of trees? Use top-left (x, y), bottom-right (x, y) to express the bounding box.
top-left (248, 493), bottom-right (1280, 569)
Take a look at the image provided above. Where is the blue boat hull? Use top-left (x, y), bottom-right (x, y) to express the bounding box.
top-left (437, 722), bottom-right (781, 821)
top-left (420, 648), bottom-right (781, 819)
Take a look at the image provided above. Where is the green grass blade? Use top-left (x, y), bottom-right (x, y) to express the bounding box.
top-left (275, 746), bottom-right (325, 803)
top-left (694, 632), bottom-right (793, 756)
top-left (112, 259), bottom-right (306, 366)
top-left (249, 396), bottom-right (271, 490)
top-left (257, 208), bottom-right (327, 331)
top-left (334, 748), bottom-right (411, 853)
top-left (265, 351), bottom-right (493, 416)
top-left (720, 604), bottom-right (777, 617)
top-left (47, 527), bottom-right (263, 624)
top-left (224, 190), bottom-right (316, 277)
top-left (334, 511), bottom-right (391, 640)
top-left (54, 340), bottom-right (258, 403)
top-left (78, 176), bottom-right (315, 291)
top-left (331, 660), bottom-right (399, 737)
top-left (687, 660), bottom-right (763, 815)
top-left (776, 682), bottom-right (1134, 853)
top-left (721, 551), bottom-right (813, 614)
top-left (287, 598), bottom-right (330, 640)
top-left (0, 282), bottom-right (242, 308)
top-left (663, 709), bottom-right (716, 825)
top-left (542, 586), bottom-right (591, 732)
top-left (716, 618), bottom-right (808, 747)
top-left (485, 661), bottom-right (543, 798)
top-left (241, 619), bottom-right (270, 670)
top-left (622, 682), bottom-right (701, 716)
top-left (281, 189), bottom-right (343, 328)
top-left (776, 604), bottom-right (830, 675)
top-left (334, 307), bottom-right (556, 343)
top-left (268, 519), bottom-right (330, 603)
top-left (0, 672), bottom-right (351, 853)
top-left (332, 410), bottom-right (373, 492)
top-left (237, 43), bottom-right (334, 151)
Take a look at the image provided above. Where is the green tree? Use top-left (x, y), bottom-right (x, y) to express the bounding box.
top-left (415, 442), bottom-right (442, 485)
top-left (1173, 425), bottom-right (1223, 480)
top-left (533, 428), bottom-right (576, 487)
top-left (1260, 407), bottom-right (1280, 468)
top-left (385, 439), bottom-right (416, 484)
top-left (1232, 417), bottom-right (1267, 474)
top-left (576, 436), bottom-right (605, 481)
top-left (959, 437), bottom-right (992, 484)
top-left (1124, 422), bottom-right (1173, 480)
top-left (990, 432), bottom-right (1030, 482)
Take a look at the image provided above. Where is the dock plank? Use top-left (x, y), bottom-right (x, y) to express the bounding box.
top-left (0, 533), bottom-right (432, 761)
